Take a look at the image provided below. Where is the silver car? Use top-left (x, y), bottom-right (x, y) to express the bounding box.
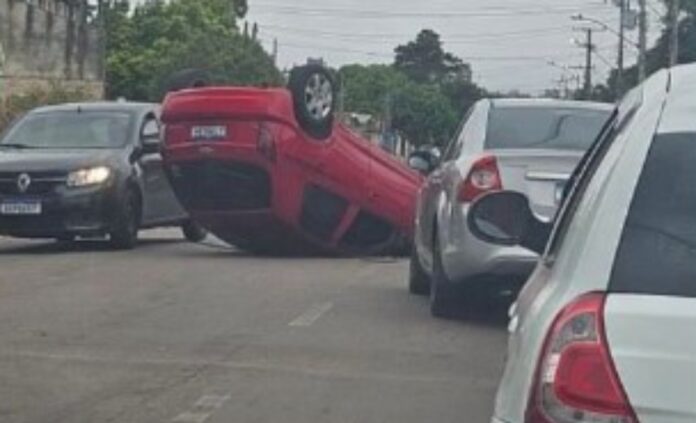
top-left (409, 98), bottom-right (612, 317)
top-left (469, 64), bottom-right (696, 423)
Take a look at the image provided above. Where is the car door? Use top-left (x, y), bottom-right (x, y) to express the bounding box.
top-left (287, 126), bottom-right (370, 246)
top-left (417, 102), bottom-right (483, 271)
top-left (139, 113), bottom-right (186, 225)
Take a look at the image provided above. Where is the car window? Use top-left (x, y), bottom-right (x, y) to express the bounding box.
top-left (441, 105), bottom-right (476, 162)
top-left (485, 106), bottom-right (611, 151)
top-left (1, 111), bottom-right (135, 149)
top-left (610, 132), bottom-right (696, 298)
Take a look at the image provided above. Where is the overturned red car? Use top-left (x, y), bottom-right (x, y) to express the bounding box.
top-left (160, 66), bottom-right (423, 255)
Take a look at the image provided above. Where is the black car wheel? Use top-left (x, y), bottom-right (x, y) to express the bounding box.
top-left (288, 64), bottom-right (337, 140)
top-left (430, 233), bottom-right (458, 318)
top-left (409, 247), bottom-right (430, 296)
top-left (181, 220), bottom-right (207, 243)
top-left (110, 189), bottom-right (141, 250)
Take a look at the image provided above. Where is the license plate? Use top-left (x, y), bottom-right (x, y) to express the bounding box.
top-left (191, 125), bottom-right (227, 141)
top-left (0, 201), bottom-right (42, 215)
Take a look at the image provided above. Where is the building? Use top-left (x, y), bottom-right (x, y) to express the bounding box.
top-left (0, 0), bottom-right (104, 101)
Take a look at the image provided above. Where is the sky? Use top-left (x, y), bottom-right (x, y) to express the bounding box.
top-left (244, 0), bottom-right (666, 94)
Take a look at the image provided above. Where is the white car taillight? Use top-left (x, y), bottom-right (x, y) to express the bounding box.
top-left (457, 155), bottom-right (502, 202)
top-left (526, 293), bottom-right (638, 423)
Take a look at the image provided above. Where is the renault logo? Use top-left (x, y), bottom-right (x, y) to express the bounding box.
top-left (17, 173), bottom-right (31, 193)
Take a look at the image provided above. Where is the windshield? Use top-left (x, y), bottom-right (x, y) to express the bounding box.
top-left (485, 106), bottom-right (611, 150)
top-left (1, 111), bottom-right (134, 149)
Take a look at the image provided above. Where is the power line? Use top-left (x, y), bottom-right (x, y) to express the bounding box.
top-left (269, 39), bottom-right (584, 63)
top-left (260, 28), bottom-right (573, 47)
top-left (250, 3), bottom-right (613, 19)
top-left (258, 23), bottom-right (572, 42)
top-left (646, 0), bottom-right (665, 17)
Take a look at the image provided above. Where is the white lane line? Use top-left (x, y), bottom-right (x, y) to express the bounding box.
top-left (289, 301), bottom-right (334, 327)
top-left (1, 348), bottom-right (477, 384)
top-left (195, 394), bottom-right (231, 409)
top-left (172, 412), bottom-right (212, 423)
top-left (172, 393), bottom-right (231, 423)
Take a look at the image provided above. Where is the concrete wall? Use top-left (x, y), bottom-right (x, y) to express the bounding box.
top-left (0, 0), bottom-right (104, 99)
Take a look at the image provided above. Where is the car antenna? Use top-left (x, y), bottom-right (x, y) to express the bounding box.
top-left (77, 105), bottom-right (83, 113)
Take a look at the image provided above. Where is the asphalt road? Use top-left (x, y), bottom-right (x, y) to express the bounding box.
top-left (0, 229), bottom-right (510, 423)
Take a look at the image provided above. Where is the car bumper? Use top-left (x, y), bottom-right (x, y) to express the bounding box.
top-left (440, 203), bottom-right (538, 285)
top-left (0, 186), bottom-right (118, 238)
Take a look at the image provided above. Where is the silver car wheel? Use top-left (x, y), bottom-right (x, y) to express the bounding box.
top-left (304, 73), bottom-right (334, 121)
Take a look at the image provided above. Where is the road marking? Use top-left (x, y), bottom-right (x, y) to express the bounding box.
top-left (289, 301), bottom-right (334, 327)
top-left (172, 393), bottom-right (231, 423)
top-left (172, 412), bottom-right (211, 423)
top-left (1, 349), bottom-right (483, 385)
top-left (195, 394), bottom-right (231, 409)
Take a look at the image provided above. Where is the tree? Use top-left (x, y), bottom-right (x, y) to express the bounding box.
top-left (339, 64), bottom-right (410, 117)
top-left (340, 30), bottom-right (486, 149)
top-left (102, 0), bottom-right (282, 101)
top-left (390, 83), bottom-right (458, 148)
top-left (394, 29), bottom-right (472, 84)
top-left (339, 64), bottom-right (459, 148)
top-left (394, 30), bottom-right (484, 117)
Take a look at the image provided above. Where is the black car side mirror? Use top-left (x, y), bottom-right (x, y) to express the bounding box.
top-left (467, 191), bottom-right (552, 255)
top-left (408, 149), bottom-right (441, 174)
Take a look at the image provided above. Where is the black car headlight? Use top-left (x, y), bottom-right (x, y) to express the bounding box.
top-left (66, 166), bottom-right (112, 188)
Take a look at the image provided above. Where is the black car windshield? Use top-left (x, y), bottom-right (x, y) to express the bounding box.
top-left (1, 111), bottom-right (134, 149)
top-left (485, 106), bottom-right (611, 151)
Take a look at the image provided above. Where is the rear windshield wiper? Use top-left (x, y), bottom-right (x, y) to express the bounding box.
top-left (0, 143), bottom-right (35, 149)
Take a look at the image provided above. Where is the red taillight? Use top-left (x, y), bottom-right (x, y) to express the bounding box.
top-left (526, 293), bottom-right (637, 423)
top-left (458, 155), bottom-right (502, 202)
top-left (257, 123), bottom-right (277, 162)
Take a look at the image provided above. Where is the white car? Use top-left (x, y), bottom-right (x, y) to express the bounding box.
top-left (408, 98), bottom-right (612, 317)
top-left (467, 64), bottom-right (696, 423)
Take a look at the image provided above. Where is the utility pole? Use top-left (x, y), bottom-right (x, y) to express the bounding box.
top-left (272, 38), bottom-right (278, 66)
top-left (669, 0), bottom-right (681, 66)
top-left (576, 28), bottom-right (596, 100)
top-left (638, 0), bottom-right (647, 81)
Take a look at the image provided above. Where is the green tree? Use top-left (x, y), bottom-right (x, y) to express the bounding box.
top-left (339, 64), bottom-right (459, 148)
top-left (103, 0), bottom-right (282, 101)
top-left (339, 64), bottom-right (410, 117)
top-left (390, 82), bottom-right (458, 148)
top-left (394, 29), bottom-right (472, 84)
top-left (340, 30), bottom-right (486, 148)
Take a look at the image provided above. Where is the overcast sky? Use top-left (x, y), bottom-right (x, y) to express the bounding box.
top-left (245, 0), bottom-right (665, 94)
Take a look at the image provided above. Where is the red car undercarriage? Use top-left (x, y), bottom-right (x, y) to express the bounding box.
top-left (161, 66), bottom-right (423, 255)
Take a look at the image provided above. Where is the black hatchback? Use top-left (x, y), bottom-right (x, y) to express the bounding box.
top-left (0, 102), bottom-right (206, 249)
